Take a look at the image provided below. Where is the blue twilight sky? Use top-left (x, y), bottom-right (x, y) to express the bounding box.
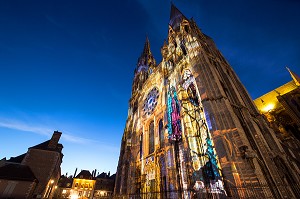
top-left (0, 0), bottom-right (299, 175)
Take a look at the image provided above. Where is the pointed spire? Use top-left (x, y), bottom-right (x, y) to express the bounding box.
top-left (170, 3), bottom-right (188, 31)
top-left (136, 36), bottom-right (156, 73)
top-left (142, 36), bottom-right (151, 55)
top-left (286, 67), bottom-right (300, 86)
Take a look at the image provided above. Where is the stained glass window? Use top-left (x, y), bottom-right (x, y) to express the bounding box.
top-left (149, 121), bottom-right (155, 154)
top-left (143, 87), bottom-right (159, 116)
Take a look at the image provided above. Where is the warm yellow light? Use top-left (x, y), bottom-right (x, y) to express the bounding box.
top-left (50, 180), bottom-right (54, 184)
top-left (54, 185), bottom-right (57, 189)
top-left (70, 194), bottom-right (79, 199)
top-left (262, 103), bottom-right (274, 112)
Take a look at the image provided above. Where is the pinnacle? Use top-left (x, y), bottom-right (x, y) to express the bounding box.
top-left (142, 36), bottom-right (151, 55)
top-left (286, 67), bottom-right (300, 86)
top-left (136, 37), bottom-right (156, 71)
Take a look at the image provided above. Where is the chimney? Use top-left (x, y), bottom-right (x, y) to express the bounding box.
top-left (48, 131), bottom-right (62, 149)
top-left (94, 169), bottom-right (97, 177)
top-left (74, 168), bottom-right (78, 178)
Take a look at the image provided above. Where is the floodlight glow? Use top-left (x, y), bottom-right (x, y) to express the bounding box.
top-left (70, 194), bottom-right (79, 199)
top-left (262, 104), bottom-right (275, 112)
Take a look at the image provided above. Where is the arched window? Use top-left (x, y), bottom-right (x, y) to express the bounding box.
top-left (159, 119), bottom-right (164, 148)
top-left (140, 133), bottom-right (143, 159)
top-left (149, 121), bottom-right (155, 154)
top-left (133, 100), bottom-right (138, 113)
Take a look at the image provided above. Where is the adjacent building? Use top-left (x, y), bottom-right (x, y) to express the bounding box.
top-left (0, 131), bottom-right (64, 198)
top-left (72, 170), bottom-right (96, 198)
top-left (0, 161), bottom-right (38, 198)
top-left (93, 172), bottom-right (115, 199)
top-left (54, 170), bottom-right (115, 199)
top-left (254, 68), bottom-right (300, 178)
top-left (114, 4), bottom-right (300, 199)
top-left (53, 175), bottom-right (73, 198)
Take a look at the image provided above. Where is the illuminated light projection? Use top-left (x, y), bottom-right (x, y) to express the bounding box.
top-left (143, 87), bottom-right (159, 116)
top-left (115, 4), bottom-right (300, 198)
top-left (167, 85), bottom-right (190, 198)
top-left (180, 69), bottom-right (225, 193)
top-left (167, 86), bottom-right (182, 141)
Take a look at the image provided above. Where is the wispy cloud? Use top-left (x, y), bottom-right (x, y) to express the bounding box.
top-left (61, 132), bottom-right (96, 144)
top-left (0, 118), bottom-right (93, 144)
top-left (0, 120), bottom-right (52, 136)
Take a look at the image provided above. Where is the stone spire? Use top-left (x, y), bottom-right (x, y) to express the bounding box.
top-left (132, 37), bottom-right (156, 95)
top-left (287, 67), bottom-right (300, 86)
top-left (142, 36), bottom-right (151, 55)
top-left (169, 3), bottom-right (188, 31)
top-left (136, 36), bottom-right (156, 73)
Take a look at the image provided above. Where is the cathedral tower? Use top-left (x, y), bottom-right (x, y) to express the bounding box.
top-left (114, 4), bottom-right (300, 198)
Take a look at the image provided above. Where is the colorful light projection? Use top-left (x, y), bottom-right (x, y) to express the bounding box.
top-left (167, 86), bottom-right (182, 141)
top-left (181, 69), bottom-right (224, 193)
top-left (143, 87), bottom-right (159, 116)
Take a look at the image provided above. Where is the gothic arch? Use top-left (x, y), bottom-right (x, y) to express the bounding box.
top-left (158, 119), bottom-right (164, 148)
top-left (149, 121), bottom-right (155, 154)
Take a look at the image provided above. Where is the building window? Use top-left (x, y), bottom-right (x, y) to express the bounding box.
top-left (133, 100), bottom-right (138, 113)
top-left (140, 133), bottom-right (143, 159)
top-left (159, 119), bottom-right (164, 148)
top-left (149, 121), bottom-right (155, 154)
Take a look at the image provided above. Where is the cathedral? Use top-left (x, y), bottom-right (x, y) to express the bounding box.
top-left (114, 4), bottom-right (300, 199)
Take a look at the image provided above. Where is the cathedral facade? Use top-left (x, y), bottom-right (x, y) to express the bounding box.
top-left (114, 5), bottom-right (300, 198)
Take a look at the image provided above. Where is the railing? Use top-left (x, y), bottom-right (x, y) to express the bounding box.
top-left (113, 183), bottom-right (300, 199)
